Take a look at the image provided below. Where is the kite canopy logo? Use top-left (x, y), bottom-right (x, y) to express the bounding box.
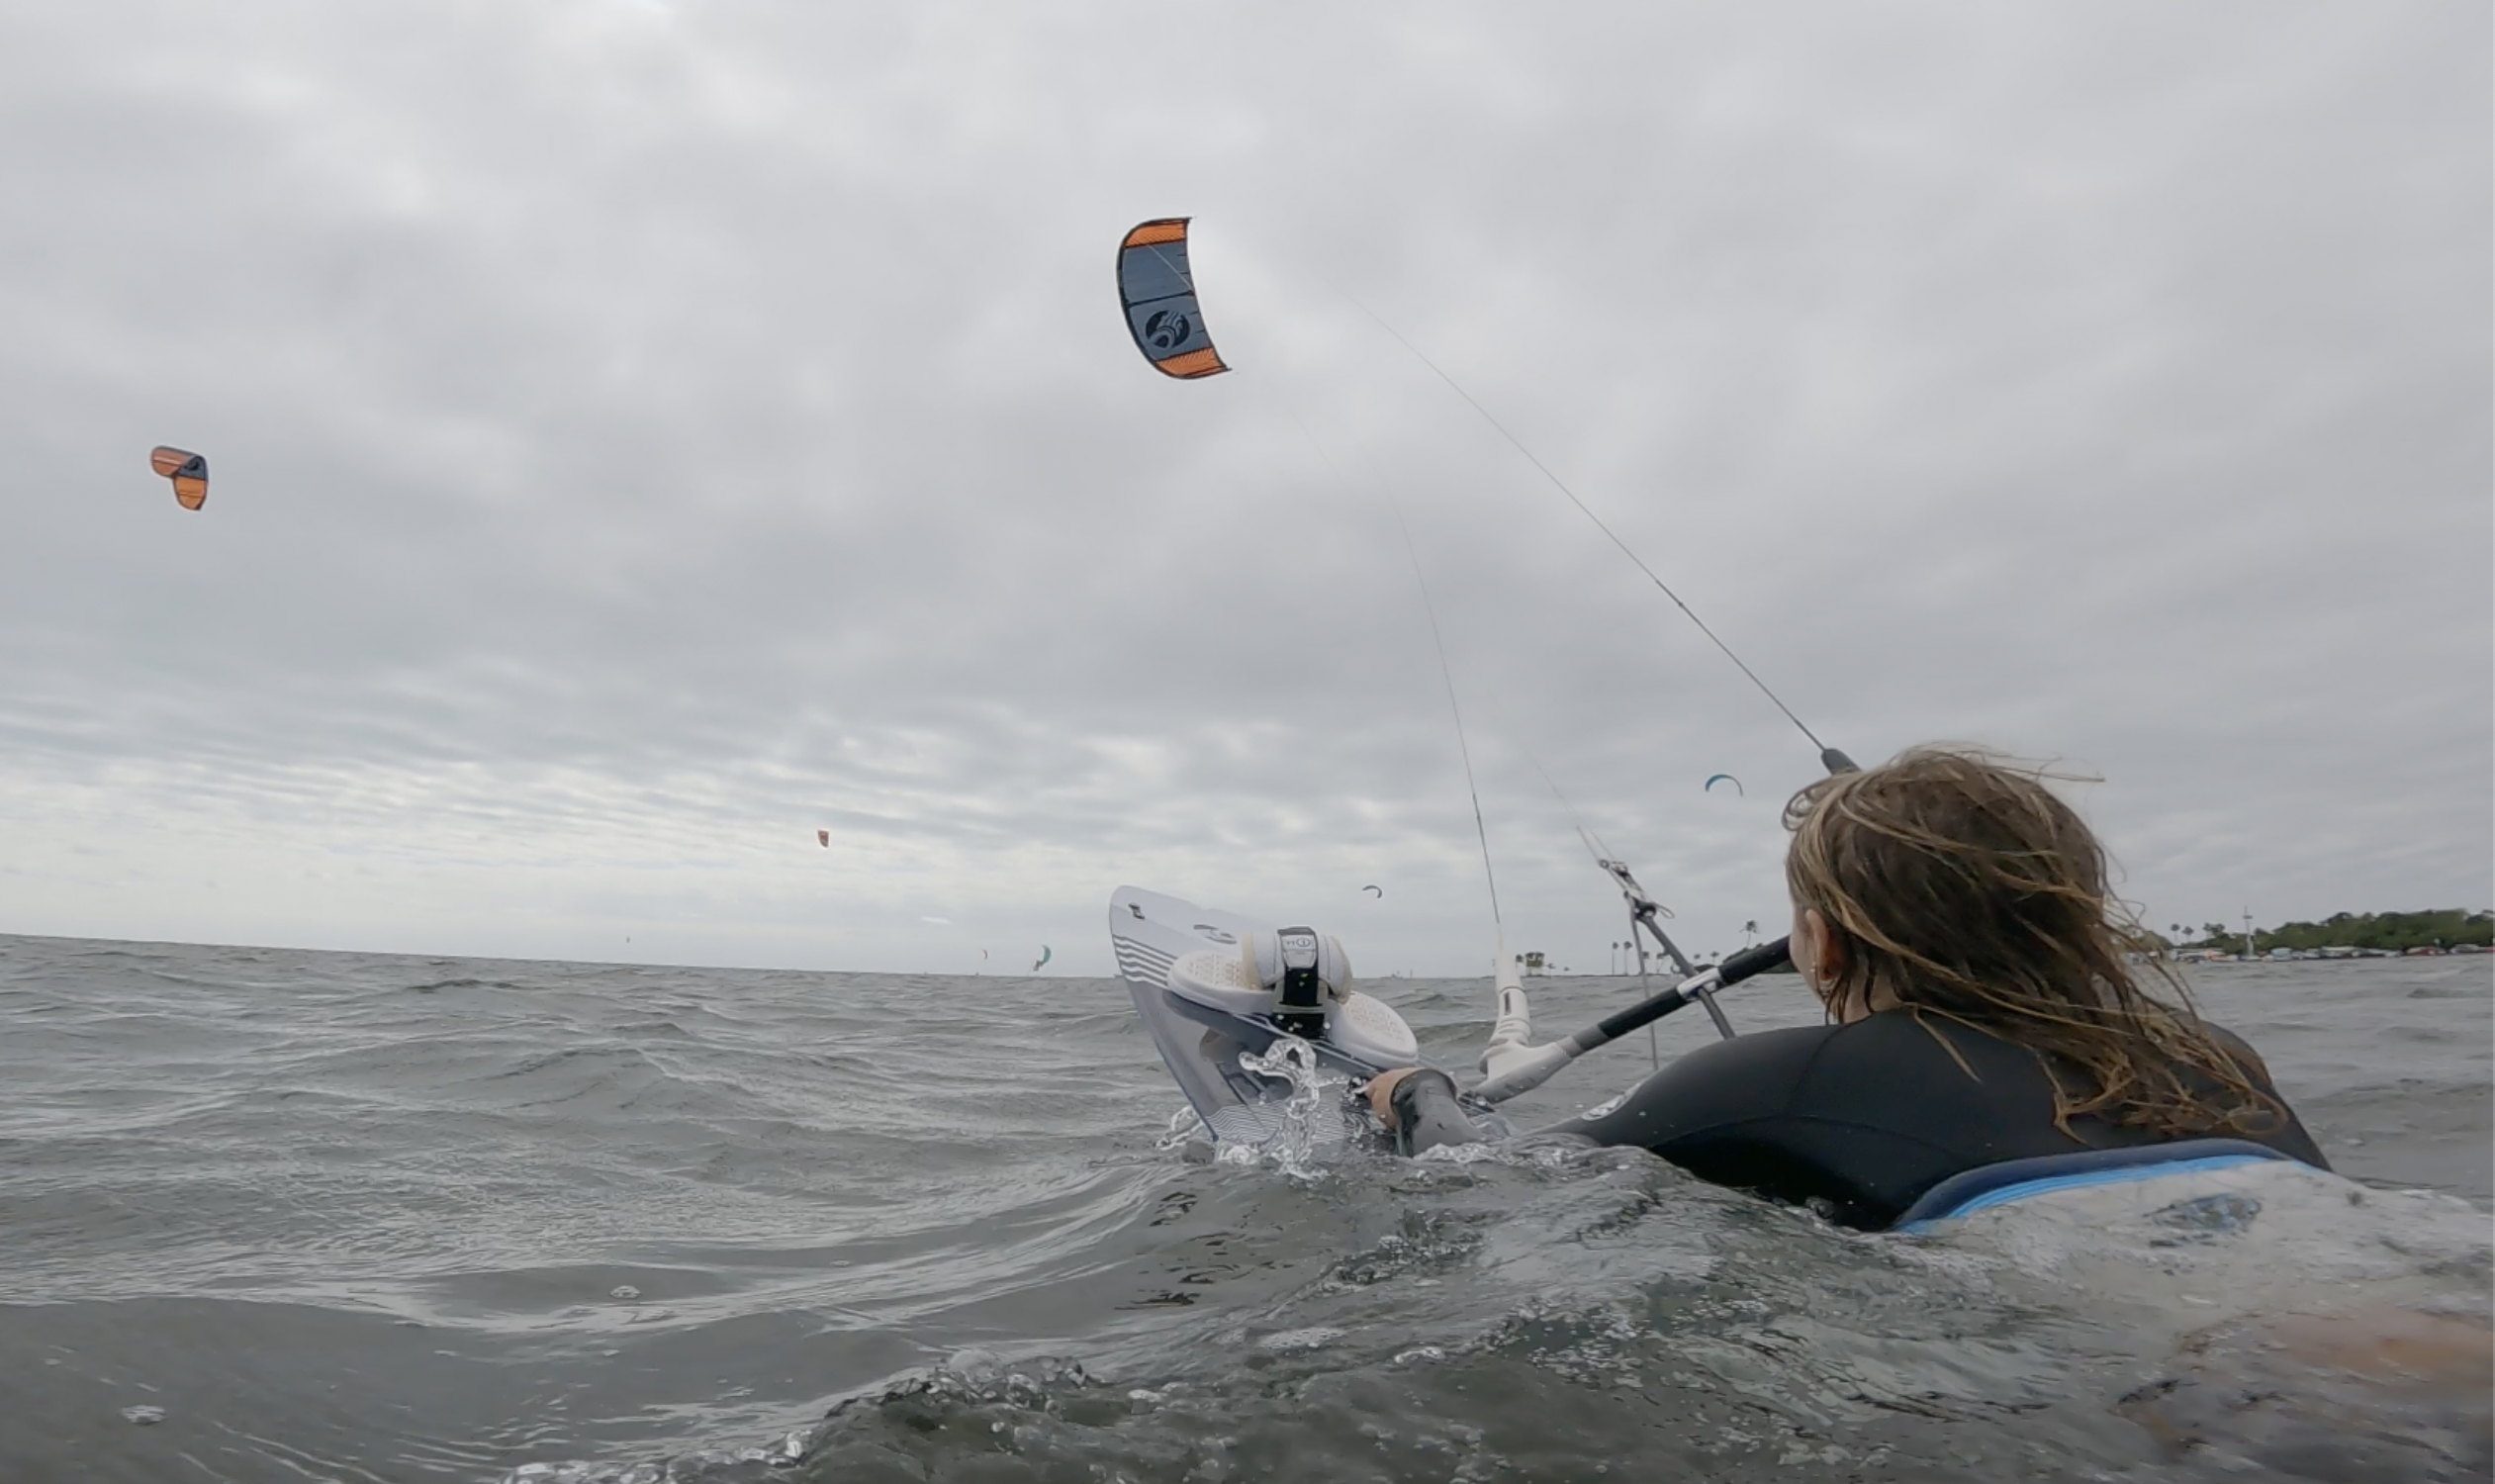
top-left (149, 446), bottom-right (209, 510)
top-left (1117, 219), bottom-right (1229, 379)
top-left (1141, 309), bottom-right (1193, 352)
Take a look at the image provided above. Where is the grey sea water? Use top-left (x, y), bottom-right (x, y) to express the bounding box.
top-left (1, 936), bottom-right (2486, 1484)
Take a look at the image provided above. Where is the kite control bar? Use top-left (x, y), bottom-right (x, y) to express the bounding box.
top-left (1468, 936), bottom-right (1794, 1106)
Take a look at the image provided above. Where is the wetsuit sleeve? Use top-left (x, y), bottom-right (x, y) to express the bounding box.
top-left (1543, 1026), bottom-right (1831, 1150)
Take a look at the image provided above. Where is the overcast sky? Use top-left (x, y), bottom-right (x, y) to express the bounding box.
top-left (2, 1), bottom-right (2485, 976)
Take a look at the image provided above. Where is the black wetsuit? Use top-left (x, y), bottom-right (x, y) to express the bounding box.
top-left (1544, 1011), bottom-right (2329, 1230)
top-left (1390, 1010), bottom-right (2329, 1230)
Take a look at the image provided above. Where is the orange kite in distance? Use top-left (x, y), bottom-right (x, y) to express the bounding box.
top-left (150, 447), bottom-right (209, 510)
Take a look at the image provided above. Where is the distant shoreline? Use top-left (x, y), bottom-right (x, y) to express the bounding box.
top-left (2163, 908), bottom-right (2491, 962)
top-left (2169, 944), bottom-right (2485, 964)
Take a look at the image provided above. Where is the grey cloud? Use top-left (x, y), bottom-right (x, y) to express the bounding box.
top-left (1, 1), bottom-right (2483, 974)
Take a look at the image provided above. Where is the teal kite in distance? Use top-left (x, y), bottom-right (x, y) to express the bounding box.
top-left (1031, 946), bottom-right (1053, 973)
top-left (1705, 774), bottom-right (1744, 796)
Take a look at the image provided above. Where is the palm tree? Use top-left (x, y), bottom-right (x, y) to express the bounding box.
top-left (1741, 919), bottom-right (1759, 949)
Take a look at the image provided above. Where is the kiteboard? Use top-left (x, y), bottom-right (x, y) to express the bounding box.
top-left (1110, 885), bottom-right (1508, 1152)
top-left (1893, 1138), bottom-right (2302, 1231)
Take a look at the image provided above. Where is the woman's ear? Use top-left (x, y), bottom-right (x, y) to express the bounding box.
top-left (1797, 906), bottom-right (1851, 1010)
top-left (1795, 907), bottom-right (1827, 990)
top-left (1810, 909), bottom-right (1848, 985)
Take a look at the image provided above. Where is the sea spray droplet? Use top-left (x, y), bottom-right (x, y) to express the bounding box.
top-left (505, 1461), bottom-right (664, 1484)
top-left (1257, 1327), bottom-right (1346, 1352)
top-left (946, 1347), bottom-right (1001, 1381)
top-left (121, 1405), bottom-right (165, 1425)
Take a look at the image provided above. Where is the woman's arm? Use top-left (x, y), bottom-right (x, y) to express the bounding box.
top-left (1369, 1024), bottom-right (1834, 1158)
top-left (1547, 1024), bottom-right (1828, 1150)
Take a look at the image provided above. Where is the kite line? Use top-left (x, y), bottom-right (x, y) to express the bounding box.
top-left (1116, 217), bottom-right (1510, 924)
top-left (1334, 294), bottom-right (1838, 766)
top-left (1268, 389), bottom-right (1505, 929)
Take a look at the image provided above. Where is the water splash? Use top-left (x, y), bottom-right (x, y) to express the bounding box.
top-left (1153, 1104), bottom-right (1209, 1152)
top-left (1226, 1037), bottom-right (1345, 1178)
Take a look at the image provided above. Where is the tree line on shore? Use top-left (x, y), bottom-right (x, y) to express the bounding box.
top-left (2160, 908), bottom-right (2492, 955)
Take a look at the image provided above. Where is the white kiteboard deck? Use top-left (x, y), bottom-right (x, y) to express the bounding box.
top-left (1111, 885), bottom-right (1505, 1151)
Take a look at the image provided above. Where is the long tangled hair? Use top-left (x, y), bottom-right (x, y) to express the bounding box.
top-left (1783, 746), bottom-right (2284, 1138)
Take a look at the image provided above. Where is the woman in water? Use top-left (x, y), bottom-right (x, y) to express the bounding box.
top-left (1368, 746), bottom-right (2329, 1230)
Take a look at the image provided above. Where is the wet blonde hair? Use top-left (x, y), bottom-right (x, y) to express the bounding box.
top-left (1784, 746), bottom-right (2282, 1138)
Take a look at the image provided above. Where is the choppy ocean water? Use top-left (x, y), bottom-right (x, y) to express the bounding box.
top-left (1, 936), bottom-right (2486, 1484)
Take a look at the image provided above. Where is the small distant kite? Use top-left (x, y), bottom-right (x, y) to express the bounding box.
top-left (1117, 219), bottom-right (1229, 380)
top-left (149, 446), bottom-right (209, 510)
top-left (1031, 946), bottom-right (1053, 973)
top-left (1705, 774), bottom-right (1744, 796)
top-left (816, 829), bottom-right (830, 847)
top-left (1362, 884), bottom-right (1383, 897)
